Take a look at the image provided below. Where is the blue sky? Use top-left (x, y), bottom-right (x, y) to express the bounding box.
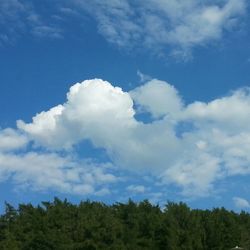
top-left (1, 0), bottom-right (250, 212)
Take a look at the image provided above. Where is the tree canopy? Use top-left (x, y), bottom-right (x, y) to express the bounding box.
top-left (0, 198), bottom-right (249, 249)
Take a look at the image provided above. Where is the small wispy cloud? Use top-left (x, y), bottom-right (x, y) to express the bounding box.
top-left (137, 70), bottom-right (152, 83)
top-left (74, 0), bottom-right (247, 58)
top-left (32, 26), bottom-right (63, 39)
top-left (0, 0), bottom-right (247, 58)
top-left (0, 0), bottom-right (64, 44)
top-left (126, 185), bottom-right (147, 194)
top-left (233, 197), bottom-right (250, 209)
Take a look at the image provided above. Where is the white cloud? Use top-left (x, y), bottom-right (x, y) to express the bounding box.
top-left (137, 70), bottom-right (152, 83)
top-left (18, 79), bottom-right (136, 150)
top-left (0, 0), bottom-right (27, 44)
top-left (0, 150), bottom-right (118, 196)
top-left (0, 0), bottom-right (25, 20)
top-left (0, 128), bottom-right (28, 152)
top-left (3, 77), bottom-right (250, 197)
top-left (130, 79), bottom-right (183, 119)
top-left (18, 79), bottom-right (180, 175)
top-left (184, 88), bottom-right (250, 130)
top-left (17, 105), bottom-right (65, 148)
top-left (0, 0), bottom-right (246, 57)
top-left (233, 197), bottom-right (250, 209)
top-left (161, 152), bottom-right (220, 196)
top-left (126, 185), bottom-right (146, 194)
top-left (166, 0), bottom-right (245, 47)
top-left (75, 0), bottom-right (246, 57)
top-left (31, 25), bottom-right (63, 39)
top-left (0, 0), bottom-right (63, 44)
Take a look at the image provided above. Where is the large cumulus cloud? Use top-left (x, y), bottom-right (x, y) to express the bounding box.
top-left (9, 78), bottom-right (250, 197)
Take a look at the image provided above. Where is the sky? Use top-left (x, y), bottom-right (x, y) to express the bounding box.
top-left (1, 0), bottom-right (250, 212)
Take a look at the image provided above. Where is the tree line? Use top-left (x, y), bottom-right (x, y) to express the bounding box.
top-left (0, 198), bottom-right (250, 249)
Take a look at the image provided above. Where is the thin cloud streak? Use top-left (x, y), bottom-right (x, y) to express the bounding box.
top-left (74, 0), bottom-right (246, 58)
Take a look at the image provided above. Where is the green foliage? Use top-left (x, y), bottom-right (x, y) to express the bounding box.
top-left (0, 198), bottom-right (249, 249)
